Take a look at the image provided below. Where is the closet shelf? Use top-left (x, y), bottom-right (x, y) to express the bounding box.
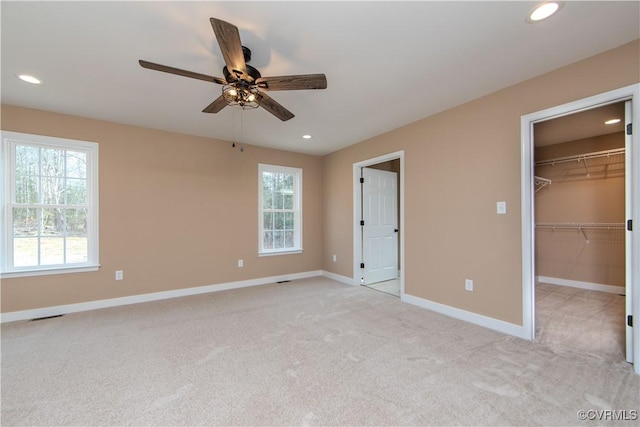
top-left (535, 222), bottom-right (625, 244)
top-left (536, 222), bottom-right (625, 229)
top-left (534, 176), bottom-right (552, 193)
top-left (535, 147), bottom-right (625, 167)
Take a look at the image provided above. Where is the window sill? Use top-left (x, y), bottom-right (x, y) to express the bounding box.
top-left (1, 264), bottom-right (100, 279)
top-left (258, 249), bottom-right (303, 257)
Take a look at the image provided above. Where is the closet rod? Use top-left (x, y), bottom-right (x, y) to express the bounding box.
top-left (535, 148), bottom-right (625, 167)
top-left (535, 222), bottom-right (625, 230)
top-left (536, 223), bottom-right (625, 244)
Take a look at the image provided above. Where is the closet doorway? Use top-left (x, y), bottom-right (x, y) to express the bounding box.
top-left (534, 101), bottom-right (627, 362)
top-left (521, 84), bottom-right (639, 374)
top-left (353, 151), bottom-right (404, 298)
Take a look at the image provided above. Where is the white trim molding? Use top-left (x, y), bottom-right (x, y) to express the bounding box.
top-left (537, 276), bottom-right (625, 295)
top-left (402, 293), bottom-right (529, 340)
top-left (1, 270), bottom-right (323, 323)
top-left (322, 270), bottom-right (355, 286)
top-left (353, 150), bottom-right (405, 296)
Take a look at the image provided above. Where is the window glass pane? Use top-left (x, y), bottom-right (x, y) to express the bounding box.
top-left (41, 148), bottom-right (65, 177)
top-left (42, 208), bottom-right (64, 236)
top-left (13, 208), bottom-right (38, 236)
top-left (284, 193), bottom-right (293, 210)
top-left (41, 175), bottom-right (65, 204)
top-left (40, 238), bottom-right (64, 265)
top-left (65, 209), bottom-right (87, 235)
top-left (285, 231), bottom-right (294, 248)
top-left (14, 238), bottom-right (38, 267)
top-left (263, 231), bottom-right (273, 249)
top-left (66, 179), bottom-right (87, 205)
top-left (273, 231), bottom-right (284, 249)
top-left (285, 212), bottom-right (294, 229)
top-left (66, 151), bottom-right (87, 179)
top-left (273, 173), bottom-right (282, 191)
top-left (263, 212), bottom-right (273, 231)
top-left (262, 173), bottom-right (273, 209)
top-left (15, 145), bottom-right (39, 176)
top-left (66, 237), bottom-right (88, 263)
top-left (274, 212), bottom-right (284, 230)
top-left (274, 189), bottom-right (284, 209)
top-left (15, 176), bottom-right (39, 204)
top-left (284, 174), bottom-right (293, 189)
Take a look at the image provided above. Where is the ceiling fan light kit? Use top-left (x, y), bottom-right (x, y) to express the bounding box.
top-left (139, 17), bottom-right (327, 122)
top-left (222, 83), bottom-right (260, 109)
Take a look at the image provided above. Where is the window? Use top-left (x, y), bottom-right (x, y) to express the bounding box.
top-left (1, 131), bottom-right (99, 277)
top-left (258, 164), bottom-right (302, 255)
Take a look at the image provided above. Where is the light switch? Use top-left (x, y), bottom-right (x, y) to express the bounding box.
top-left (497, 201), bottom-right (507, 215)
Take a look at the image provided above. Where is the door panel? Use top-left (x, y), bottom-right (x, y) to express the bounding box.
top-left (362, 167), bottom-right (398, 285)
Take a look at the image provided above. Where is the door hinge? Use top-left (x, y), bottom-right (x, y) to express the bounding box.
top-left (360, 220), bottom-right (365, 226)
top-left (360, 263), bottom-right (365, 269)
top-left (628, 219), bottom-right (633, 231)
top-left (628, 315), bottom-right (633, 327)
top-left (360, 177), bottom-right (364, 184)
top-left (627, 123), bottom-right (632, 135)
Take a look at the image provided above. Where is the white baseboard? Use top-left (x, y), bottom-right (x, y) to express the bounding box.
top-left (1, 270), bottom-right (323, 323)
top-left (402, 293), bottom-right (529, 340)
top-left (322, 270), bottom-right (355, 286)
top-left (536, 276), bottom-right (625, 295)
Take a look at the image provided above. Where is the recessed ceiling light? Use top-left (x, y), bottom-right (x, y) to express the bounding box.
top-left (605, 118), bottom-right (621, 125)
top-left (18, 74), bottom-right (42, 84)
top-left (528, 2), bottom-right (561, 22)
top-left (302, 134), bottom-right (312, 139)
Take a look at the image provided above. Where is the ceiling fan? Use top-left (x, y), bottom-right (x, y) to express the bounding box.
top-left (139, 17), bottom-right (327, 121)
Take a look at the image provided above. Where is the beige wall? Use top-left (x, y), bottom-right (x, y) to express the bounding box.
top-left (535, 133), bottom-right (626, 286)
top-left (1, 106), bottom-right (323, 312)
top-left (322, 40), bottom-right (639, 325)
top-left (3, 40), bottom-right (639, 323)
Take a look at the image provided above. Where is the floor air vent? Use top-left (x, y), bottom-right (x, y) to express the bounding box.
top-left (30, 314), bottom-right (64, 322)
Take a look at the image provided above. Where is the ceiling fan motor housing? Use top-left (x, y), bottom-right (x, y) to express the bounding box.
top-left (223, 46), bottom-right (261, 83)
top-left (224, 64), bottom-right (261, 83)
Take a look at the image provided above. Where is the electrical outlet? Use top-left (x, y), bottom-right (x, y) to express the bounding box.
top-left (238, 259), bottom-right (244, 268)
top-left (332, 254), bottom-right (337, 262)
top-left (465, 279), bottom-right (473, 292)
top-left (115, 270), bottom-right (123, 281)
top-left (497, 201), bottom-right (507, 214)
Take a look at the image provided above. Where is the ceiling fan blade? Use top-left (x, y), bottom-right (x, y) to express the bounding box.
top-left (139, 60), bottom-right (226, 85)
top-left (257, 92), bottom-right (294, 121)
top-left (210, 18), bottom-right (247, 81)
top-left (256, 74), bottom-right (327, 91)
top-left (202, 95), bottom-right (228, 113)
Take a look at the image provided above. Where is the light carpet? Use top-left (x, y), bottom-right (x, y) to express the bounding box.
top-left (1, 277), bottom-right (638, 426)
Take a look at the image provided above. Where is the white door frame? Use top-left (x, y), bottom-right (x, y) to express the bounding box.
top-left (520, 84), bottom-right (640, 374)
top-left (353, 151), bottom-right (404, 296)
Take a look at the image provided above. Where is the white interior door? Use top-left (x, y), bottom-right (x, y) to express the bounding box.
top-left (625, 99), bottom-right (633, 363)
top-left (362, 167), bottom-right (398, 285)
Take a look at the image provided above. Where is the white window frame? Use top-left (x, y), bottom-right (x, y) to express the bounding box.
top-left (258, 163), bottom-right (303, 256)
top-left (1, 131), bottom-right (99, 278)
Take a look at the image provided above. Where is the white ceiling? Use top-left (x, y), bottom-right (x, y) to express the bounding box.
top-left (2, 1), bottom-right (639, 156)
top-left (534, 102), bottom-right (626, 147)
